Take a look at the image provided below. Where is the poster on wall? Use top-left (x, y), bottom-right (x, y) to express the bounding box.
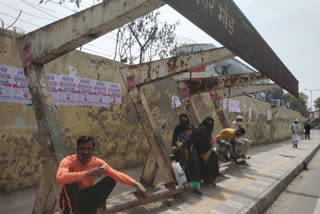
top-left (77, 77), bottom-right (95, 106)
top-left (11, 67), bottom-right (32, 104)
top-left (0, 65), bottom-right (122, 107)
top-left (93, 80), bottom-right (109, 107)
top-left (108, 82), bottom-right (121, 104)
top-left (223, 99), bottom-right (227, 110)
top-left (0, 65), bottom-right (13, 103)
top-left (243, 105), bottom-right (247, 111)
top-left (58, 75), bottom-right (78, 105)
top-left (248, 107), bottom-right (252, 118)
top-left (46, 73), bottom-right (60, 105)
top-left (256, 110), bottom-right (259, 120)
top-left (171, 96), bottom-right (182, 109)
top-left (209, 91), bottom-right (218, 102)
top-left (267, 111), bottom-right (272, 120)
top-left (228, 99), bottom-right (241, 112)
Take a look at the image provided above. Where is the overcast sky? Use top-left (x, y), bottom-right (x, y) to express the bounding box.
top-left (0, 0), bottom-right (319, 110)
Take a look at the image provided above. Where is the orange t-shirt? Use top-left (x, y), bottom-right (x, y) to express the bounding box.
top-left (56, 154), bottom-right (136, 190)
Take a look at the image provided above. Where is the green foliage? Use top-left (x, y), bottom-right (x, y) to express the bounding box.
top-left (283, 92), bottom-right (308, 115)
top-left (314, 97), bottom-right (320, 111)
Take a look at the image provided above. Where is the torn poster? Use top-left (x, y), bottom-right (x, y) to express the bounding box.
top-left (228, 99), bottom-right (241, 112)
top-left (209, 91), bottom-right (218, 102)
top-left (180, 87), bottom-right (190, 101)
top-left (171, 96), bottom-right (182, 109)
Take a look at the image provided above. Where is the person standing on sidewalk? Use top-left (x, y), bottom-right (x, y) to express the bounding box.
top-left (193, 117), bottom-right (219, 187)
top-left (304, 121), bottom-right (312, 140)
top-left (290, 119), bottom-right (301, 148)
top-left (230, 115), bottom-right (252, 159)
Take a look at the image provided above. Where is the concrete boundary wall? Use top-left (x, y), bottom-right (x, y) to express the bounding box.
top-left (0, 30), bottom-right (304, 192)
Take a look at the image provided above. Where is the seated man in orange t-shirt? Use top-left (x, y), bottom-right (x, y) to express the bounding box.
top-left (56, 136), bottom-right (147, 214)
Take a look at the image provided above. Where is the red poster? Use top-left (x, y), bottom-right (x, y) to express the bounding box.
top-left (209, 92), bottom-right (218, 102)
top-left (180, 87), bottom-right (190, 100)
top-left (126, 74), bottom-right (136, 91)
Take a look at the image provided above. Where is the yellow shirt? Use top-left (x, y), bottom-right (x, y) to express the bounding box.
top-left (216, 128), bottom-right (237, 143)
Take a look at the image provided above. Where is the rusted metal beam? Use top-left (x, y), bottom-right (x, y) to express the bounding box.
top-left (119, 65), bottom-right (176, 185)
top-left (23, 64), bottom-right (68, 214)
top-left (210, 95), bottom-right (230, 128)
top-left (208, 83), bottom-right (280, 128)
top-left (105, 184), bottom-right (193, 214)
top-left (123, 47), bottom-right (235, 88)
top-left (140, 151), bottom-right (158, 186)
top-left (213, 84), bottom-right (281, 100)
top-left (16, 0), bottom-right (164, 65)
top-left (162, 0), bottom-right (298, 97)
top-left (186, 72), bottom-right (267, 96)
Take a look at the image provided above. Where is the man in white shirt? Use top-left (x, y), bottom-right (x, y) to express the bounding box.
top-left (230, 115), bottom-right (252, 159)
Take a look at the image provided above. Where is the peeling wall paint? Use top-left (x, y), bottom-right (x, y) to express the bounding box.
top-left (0, 29), bottom-right (304, 192)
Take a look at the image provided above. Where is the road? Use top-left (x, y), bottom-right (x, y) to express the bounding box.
top-left (265, 133), bottom-right (320, 214)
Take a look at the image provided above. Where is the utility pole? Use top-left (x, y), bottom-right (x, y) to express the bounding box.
top-left (305, 88), bottom-right (320, 111)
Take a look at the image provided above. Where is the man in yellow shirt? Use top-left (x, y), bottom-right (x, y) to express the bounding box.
top-left (216, 128), bottom-right (246, 161)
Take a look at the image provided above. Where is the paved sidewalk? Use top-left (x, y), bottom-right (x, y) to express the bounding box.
top-left (107, 130), bottom-right (320, 214)
top-left (1, 130), bottom-right (319, 214)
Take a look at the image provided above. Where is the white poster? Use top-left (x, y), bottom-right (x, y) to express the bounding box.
top-left (11, 67), bottom-right (32, 104)
top-left (46, 73), bottom-right (60, 105)
top-left (267, 111), bottom-right (272, 120)
top-left (171, 96), bottom-right (182, 109)
top-left (0, 65), bottom-right (122, 107)
top-left (93, 80), bottom-right (109, 107)
top-left (228, 99), bottom-right (241, 112)
top-left (256, 110), bottom-right (259, 120)
top-left (223, 99), bottom-right (227, 110)
top-left (77, 77), bottom-right (94, 106)
top-left (58, 75), bottom-right (78, 105)
top-left (0, 65), bottom-right (13, 103)
top-left (248, 107), bottom-right (252, 118)
top-left (243, 105), bottom-right (247, 111)
top-left (108, 82), bottom-right (121, 104)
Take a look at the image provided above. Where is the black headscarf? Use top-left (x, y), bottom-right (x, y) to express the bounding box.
top-left (200, 117), bottom-right (214, 133)
top-left (179, 113), bottom-right (190, 127)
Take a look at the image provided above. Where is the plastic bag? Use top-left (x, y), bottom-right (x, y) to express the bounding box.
top-left (172, 162), bottom-right (187, 185)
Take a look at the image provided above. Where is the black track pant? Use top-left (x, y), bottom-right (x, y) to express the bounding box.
top-left (305, 132), bottom-right (310, 140)
top-left (59, 176), bottom-right (116, 214)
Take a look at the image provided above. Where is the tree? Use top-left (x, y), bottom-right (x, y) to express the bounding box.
top-left (283, 92), bottom-right (308, 115)
top-left (314, 97), bottom-right (320, 111)
top-left (114, 10), bottom-right (180, 64)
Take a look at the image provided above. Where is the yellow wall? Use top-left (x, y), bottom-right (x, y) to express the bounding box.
top-left (0, 29), bottom-right (304, 192)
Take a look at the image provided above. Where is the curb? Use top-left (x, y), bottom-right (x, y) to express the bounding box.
top-left (239, 142), bottom-right (320, 214)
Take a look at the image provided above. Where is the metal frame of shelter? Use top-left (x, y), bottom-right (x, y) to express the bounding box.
top-left (15, 0), bottom-right (297, 213)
